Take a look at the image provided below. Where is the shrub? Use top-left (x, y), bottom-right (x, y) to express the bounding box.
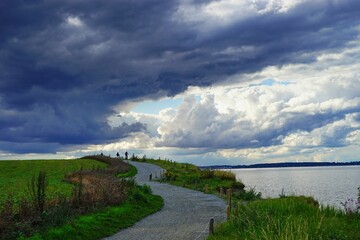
top-left (128, 185), bottom-right (152, 203)
top-left (233, 187), bottom-right (262, 201)
top-left (231, 181), bottom-right (245, 191)
top-left (80, 155), bottom-right (130, 175)
top-left (163, 171), bottom-right (176, 181)
top-left (65, 172), bottom-right (128, 208)
top-left (140, 184), bottom-right (152, 194)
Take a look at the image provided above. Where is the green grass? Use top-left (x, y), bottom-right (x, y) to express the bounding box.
top-left (208, 196), bottom-right (360, 240)
top-left (0, 159), bottom-right (107, 202)
top-left (116, 164), bottom-right (137, 178)
top-left (137, 159), bottom-right (245, 196)
top-left (22, 186), bottom-right (164, 240)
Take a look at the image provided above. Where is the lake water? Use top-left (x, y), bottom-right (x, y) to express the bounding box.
top-left (231, 166), bottom-right (360, 209)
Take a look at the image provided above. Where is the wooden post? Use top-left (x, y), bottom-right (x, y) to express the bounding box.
top-left (209, 218), bottom-right (214, 235)
top-left (226, 188), bottom-right (232, 220)
top-left (226, 189), bottom-right (232, 206)
top-left (205, 184), bottom-right (209, 193)
top-left (149, 173), bottom-right (152, 181)
top-left (220, 187), bottom-right (224, 197)
top-left (226, 205), bottom-right (231, 220)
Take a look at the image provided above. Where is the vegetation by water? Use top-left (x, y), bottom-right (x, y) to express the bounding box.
top-left (0, 156), bottom-right (163, 240)
top-left (133, 158), bottom-right (261, 201)
top-left (133, 157), bottom-right (360, 240)
top-left (208, 196), bottom-right (360, 240)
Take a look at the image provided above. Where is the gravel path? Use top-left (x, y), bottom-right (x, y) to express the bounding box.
top-left (103, 161), bottom-right (226, 240)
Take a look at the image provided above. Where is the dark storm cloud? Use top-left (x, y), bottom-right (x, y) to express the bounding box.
top-left (0, 0), bottom-right (359, 153)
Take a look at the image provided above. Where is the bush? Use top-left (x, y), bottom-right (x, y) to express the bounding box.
top-left (162, 171), bottom-right (176, 181)
top-left (233, 187), bottom-right (262, 201)
top-left (231, 181), bottom-right (245, 191)
top-left (80, 155), bottom-right (130, 175)
top-left (140, 184), bottom-right (152, 194)
top-left (128, 185), bottom-right (152, 203)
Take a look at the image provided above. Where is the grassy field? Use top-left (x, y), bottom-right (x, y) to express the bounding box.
top-left (0, 157), bottom-right (164, 240)
top-left (0, 159), bottom-right (107, 202)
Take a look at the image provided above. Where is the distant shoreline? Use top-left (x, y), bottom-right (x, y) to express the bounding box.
top-left (200, 161), bottom-right (360, 169)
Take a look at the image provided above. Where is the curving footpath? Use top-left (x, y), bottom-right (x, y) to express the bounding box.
top-left (103, 161), bottom-right (226, 240)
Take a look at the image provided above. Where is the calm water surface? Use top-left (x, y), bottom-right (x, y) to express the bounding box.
top-left (231, 166), bottom-right (360, 208)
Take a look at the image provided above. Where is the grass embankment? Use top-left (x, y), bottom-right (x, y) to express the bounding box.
top-left (0, 159), bottom-right (107, 202)
top-left (208, 196), bottom-right (360, 240)
top-left (133, 158), bottom-right (360, 240)
top-left (0, 156), bottom-right (163, 240)
top-left (134, 158), bottom-right (260, 201)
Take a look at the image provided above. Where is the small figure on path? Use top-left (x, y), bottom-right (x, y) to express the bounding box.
top-left (125, 151), bottom-right (128, 160)
top-left (116, 152), bottom-right (120, 158)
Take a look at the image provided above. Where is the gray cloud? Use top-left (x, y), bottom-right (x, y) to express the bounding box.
top-left (0, 0), bottom-right (360, 153)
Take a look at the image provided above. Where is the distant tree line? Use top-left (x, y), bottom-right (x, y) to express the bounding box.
top-left (201, 161), bottom-right (360, 169)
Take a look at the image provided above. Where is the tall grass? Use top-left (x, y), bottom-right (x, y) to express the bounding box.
top-left (208, 196), bottom-right (360, 240)
top-left (201, 169), bottom-right (236, 181)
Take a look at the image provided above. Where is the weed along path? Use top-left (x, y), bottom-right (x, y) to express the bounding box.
top-left (104, 161), bottom-right (227, 240)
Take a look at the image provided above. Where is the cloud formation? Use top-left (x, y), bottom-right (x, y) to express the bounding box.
top-left (116, 41), bottom-right (360, 164)
top-left (156, 73), bottom-right (359, 147)
top-left (0, 0), bottom-right (359, 161)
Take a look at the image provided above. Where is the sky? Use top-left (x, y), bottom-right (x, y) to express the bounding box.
top-left (0, 0), bottom-right (359, 165)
